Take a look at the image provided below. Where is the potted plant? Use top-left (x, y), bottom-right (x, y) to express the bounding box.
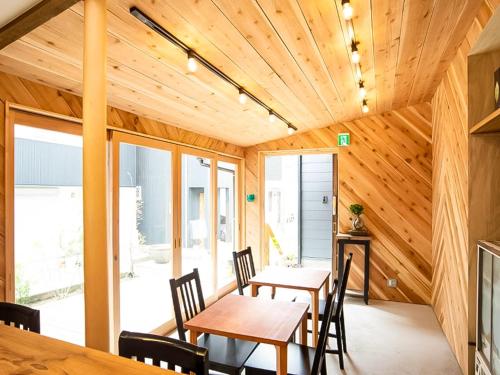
top-left (349, 203), bottom-right (365, 232)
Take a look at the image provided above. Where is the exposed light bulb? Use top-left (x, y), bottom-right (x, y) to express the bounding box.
top-left (238, 89), bottom-right (248, 104)
top-left (352, 50), bottom-right (360, 64)
top-left (342, 1), bottom-right (353, 20)
top-left (358, 81), bottom-right (366, 99)
top-left (287, 126), bottom-right (295, 135)
top-left (187, 52), bottom-right (197, 72)
top-left (268, 111), bottom-right (277, 123)
top-left (362, 100), bottom-right (369, 113)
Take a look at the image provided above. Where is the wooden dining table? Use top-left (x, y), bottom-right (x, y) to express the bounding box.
top-left (0, 324), bottom-right (180, 374)
top-left (249, 266), bottom-right (330, 347)
top-left (184, 294), bottom-right (309, 375)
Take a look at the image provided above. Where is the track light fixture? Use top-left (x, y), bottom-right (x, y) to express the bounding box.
top-left (130, 7), bottom-right (297, 135)
top-left (358, 81), bottom-right (366, 99)
top-left (238, 88), bottom-right (248, 105)
top-left (187, 51), bottom-right (197, 72)
top-left (362, 99), bottom-right (369, 113)
top-left (268, 111), bottom-right (277, 123)
top-left (342, 0), bottom-right (353, 20)
top-left (351, 41), bottom-right (360, 64)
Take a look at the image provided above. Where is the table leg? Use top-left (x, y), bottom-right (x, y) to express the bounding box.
top-left (364, 241), bottom-right (370, 305)
top-left (338, 241), bottom-right (345, 285)
top-left (323, 278), bottom-right (329, 299)
top-left (275, 345), bottom-right (287, 375)
top-left (251, 284), bottom-right (258, 297)
top-left (310, 290), bottom-right (319, 347)
top-left (299, 314), bottom-right (308, 346)
top-left (189, 330), bottom-right (198, 345)
top-left (271, 286), bottom-right (276, 299)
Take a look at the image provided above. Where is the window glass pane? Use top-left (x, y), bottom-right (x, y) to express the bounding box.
top-left (14, 124), bottom-right (84, 345)
top-left (217, 161), bottom-right (236, 288)
top-left (492, 256), bottom-right (500, 374)
top-left (119, 143), bottom-right (173, 332)
top-left (181, 154), bottom-right (213, 296)
top-left (481, 250), bottom-right (493, 363)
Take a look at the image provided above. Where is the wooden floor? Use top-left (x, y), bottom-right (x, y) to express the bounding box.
top-left (323, 297), bottom-right (461, 375)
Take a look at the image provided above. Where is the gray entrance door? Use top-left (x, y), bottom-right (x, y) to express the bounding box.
top-left (300, 154), bottom-right (333, 259)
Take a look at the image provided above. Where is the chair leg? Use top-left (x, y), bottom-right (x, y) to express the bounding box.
top-left (321, 360), bottom-right (327, 375)
top-left (335, 320), bottom-right (344, 370)
top-left (340, 310), bottom-right (347, 353)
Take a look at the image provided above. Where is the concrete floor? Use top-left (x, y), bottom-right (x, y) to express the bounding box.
top-left (323, 297), bottom-right (462, 375)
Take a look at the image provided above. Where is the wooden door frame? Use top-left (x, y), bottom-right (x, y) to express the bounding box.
top-left (258, 148), bottom-right (338, 271)
top-left (4, 105), bottom-right (82, 302)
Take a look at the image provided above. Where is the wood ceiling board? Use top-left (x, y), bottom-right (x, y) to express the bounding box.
top-left (0, 0), bottom-right (488, 146)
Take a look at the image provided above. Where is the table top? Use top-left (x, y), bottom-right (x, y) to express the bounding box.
top-left (337, 232), bottom-right (371, 240)
top-left (0, 325), bottom-right (179, 375)
top-left (249, 267), bottom-right (330, 291)
top-left (184, 294), bottom-right (308, 346)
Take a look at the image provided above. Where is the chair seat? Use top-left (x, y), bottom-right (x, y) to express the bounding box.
top-left (244, 342), bottom-right (315, 375)
top-left (198, 333), bottom-right (258, 373)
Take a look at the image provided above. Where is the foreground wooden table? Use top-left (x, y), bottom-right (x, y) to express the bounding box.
top-left (0, 325), bottom-right (179, 374)
top-left (249, 267), bottom-right (330, 347)
top-left (184, 294), bottom-right (308, 375)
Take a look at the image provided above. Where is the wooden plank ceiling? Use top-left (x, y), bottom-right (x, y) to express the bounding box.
top-left (0, 0), bottom-right (484, 146)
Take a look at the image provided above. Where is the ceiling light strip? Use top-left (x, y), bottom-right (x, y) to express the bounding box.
top-left (130, 7), bottom-right (297, 133)
top-left (341, 0), bottom-right (368, 114)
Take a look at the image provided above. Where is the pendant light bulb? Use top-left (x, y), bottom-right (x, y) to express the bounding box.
top-left (187, 51), bottom-right (197, 72)
top-left (342, 1), bottom-right (353, 20)
top-left (358, 81), bottom-right (366, 99)
top-left (287, 126), bottom-right (295, 135)
top-left (351, 41), bottom-right (360, 64)
top-left (362, 99), bottom-right (369, 113)
top-left (238, 89), bottom-right (248, 104)
top-left (268, 111), bottom-right (277, 123)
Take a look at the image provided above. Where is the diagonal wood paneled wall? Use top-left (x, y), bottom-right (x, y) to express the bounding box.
top-left (431, 2), bottom-right (497, 373)
top-left (245, 103), bottom-right (433, 304)
top-left (0, 71), bottom-right (244, 300)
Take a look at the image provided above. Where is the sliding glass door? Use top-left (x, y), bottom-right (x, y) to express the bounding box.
top-left (113, 133), bottom-right (175, 335)
top-left (9, 112), bottom-right (84, 345)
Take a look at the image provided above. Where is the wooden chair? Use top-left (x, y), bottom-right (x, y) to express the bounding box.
top-left (243, 283), bottom-right (338, 375)
top-left (119, 330), bottom-right (208, 375)
top-left (232, 247), bottom-right (295, 301)
top-left (0, 302), bottom-right (40, 333)
top-left (297, 253), bottom-right (353, 369)
top-left (170, 268), bottom-right (258, 375)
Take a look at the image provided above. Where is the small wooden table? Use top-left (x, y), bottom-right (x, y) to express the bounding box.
top-left (184, 294), bottom-right (309, 375)
top-left (336, 233), bottom-right (371, 304)
top-left (0, 324), bottom-right (180, 374)
top-left (248, 267), bottom-right (330, 347)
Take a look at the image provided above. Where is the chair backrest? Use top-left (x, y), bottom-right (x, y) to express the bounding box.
top-left (311, 279), bottom-right (338, 375)
top-left (232, 247), bottom-right (256, 295)
top-left (119, 330), bottom-right (209, 375)
top-left (334, 253), bottom-right (353, 320)
top-left (169, 268), bottom-right (205, 341)
top-left (0, 302), bottom-right (40, 333)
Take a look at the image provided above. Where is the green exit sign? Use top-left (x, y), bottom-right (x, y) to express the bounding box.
top-left (337, 133), bottom-right (350, 146)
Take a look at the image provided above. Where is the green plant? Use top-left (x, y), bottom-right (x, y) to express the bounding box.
top-left (349, 204), bottom-right (364, 216)
top-left (15, 268), bottom-right (31, 304)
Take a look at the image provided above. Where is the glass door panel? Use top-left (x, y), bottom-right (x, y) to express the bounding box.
top-left (14, 123), bottom-right (84, 345)
top-left (181, 153), bottom-right (213, 297)
top-left (117, 140), bottom-right (173, 333)
top-left (217, 161), bottom-right (237, 288)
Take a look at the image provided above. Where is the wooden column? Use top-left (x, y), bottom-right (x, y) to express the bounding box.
top-left (83, 0), bottom-right (109, 351)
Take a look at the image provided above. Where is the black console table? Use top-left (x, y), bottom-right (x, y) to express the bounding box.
top-left (335, 233), bottom-right (371, 304)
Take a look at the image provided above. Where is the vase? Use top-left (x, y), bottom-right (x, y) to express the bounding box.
top-left (352, 214), bottom-right (364, 231)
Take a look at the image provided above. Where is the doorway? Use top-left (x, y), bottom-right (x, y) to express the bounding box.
top-left (264, 153), bottom-right (337, 267)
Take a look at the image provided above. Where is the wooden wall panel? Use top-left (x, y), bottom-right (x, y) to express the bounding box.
top-left (244, 103), bottom-right (433, 304)
top-left (0, 71), bottom-right (244, 300)
top-left (431, 2), bottom-right (497, 373)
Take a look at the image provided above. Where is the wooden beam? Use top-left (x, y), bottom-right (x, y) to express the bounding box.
top-left (0, 0), bottom-right (80, 50)
top-left (82, 0), bottom-right (109, 351)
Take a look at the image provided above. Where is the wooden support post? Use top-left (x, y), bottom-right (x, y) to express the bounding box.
top-left (82, 0), bottom-right (109, 351)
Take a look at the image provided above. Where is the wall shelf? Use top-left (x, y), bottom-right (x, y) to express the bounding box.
top-left (470, 107), bottom-right (500, 134)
